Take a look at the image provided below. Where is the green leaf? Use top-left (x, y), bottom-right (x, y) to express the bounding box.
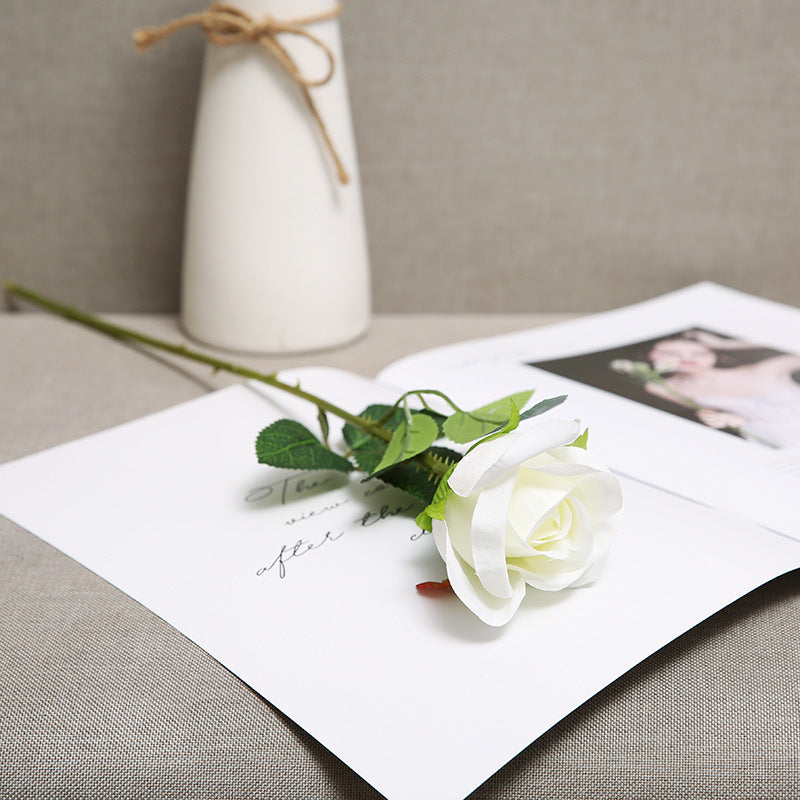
top-left (374, 459), bottom-right (441, 504)
top-left (518, 394), bottom-right (567, 422)
top-left (570, 428), bottom-right (589, 449)
top-left (363, 446), bottom-right (460, 507)
top-left (348, 436), bottom-right (385, 474)
top-left (467, 400), bottom-right (522, 452)
top-left (255, 419), bottom-right (353, 473)
top-left (350, 425), bottom-right (461, 478)
top-left (342, 403), bottom-right (460, 503)
top-left (426, 445), bottom-right (463, 471)
top-left (342, 405), bottom-right (405, 475)
top-left (352, 440), bottom-right (461, 480)
top-left (373, 413), bottom-right (439, 474)
top-left (472, 390), bottom-right (534, 422)
top-left (442, 390), bottom-right (534, 443)
top-left (370, 447), bottom-right (460, 506)
top-left (342, 404), bottom-right (404, 449)
top-left (420, 409), bottom-right (447, 436)
top-left (441, 411), bottom-right (494, 444)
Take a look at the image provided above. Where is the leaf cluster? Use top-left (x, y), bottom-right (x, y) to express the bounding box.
top-left (254, 389), bottom-right (567, 509)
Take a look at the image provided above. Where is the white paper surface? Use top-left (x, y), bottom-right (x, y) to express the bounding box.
top-left (1, 364), bottom-right (798, 800)
top-left (380, 283), bottom-right (800, 542)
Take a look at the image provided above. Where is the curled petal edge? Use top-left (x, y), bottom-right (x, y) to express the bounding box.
top-left (434, 518), bottom-right (526, 626)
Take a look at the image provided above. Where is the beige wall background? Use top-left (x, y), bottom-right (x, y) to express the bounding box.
top-left (1, 1), bottom-right (798, 312)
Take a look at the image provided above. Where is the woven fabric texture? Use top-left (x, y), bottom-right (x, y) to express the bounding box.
top-left (2, 1), bottom-right (800, 312)
top-left (2, 516), bottom-right (798, 799)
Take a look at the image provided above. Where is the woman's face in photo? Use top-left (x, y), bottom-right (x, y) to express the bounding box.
top-left (649, 339), bottom-right (717, 374)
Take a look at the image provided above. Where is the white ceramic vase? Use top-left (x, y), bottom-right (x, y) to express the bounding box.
top-left (181, 0), bottom-right (371, 353)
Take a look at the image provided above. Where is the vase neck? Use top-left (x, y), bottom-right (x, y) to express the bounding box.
top-left (235, 0), bottom-right (340, 20)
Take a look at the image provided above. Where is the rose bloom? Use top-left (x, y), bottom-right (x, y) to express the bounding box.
top-left (432, 419), bottom-right (623, 626)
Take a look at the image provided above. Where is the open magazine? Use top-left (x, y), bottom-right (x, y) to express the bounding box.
top-left (0, 283), bottom-right (798, 800)
top-left (382, 282), bottom-right (800, 543)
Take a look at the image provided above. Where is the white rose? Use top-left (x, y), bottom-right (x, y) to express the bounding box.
top-left (432, 419), bottom-right (623, 626)
top-left (610, 358), bottom-right (635, 374)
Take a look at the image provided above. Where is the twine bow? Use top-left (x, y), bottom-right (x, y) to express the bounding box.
top-left (134, 2), bottom-right (349, 184)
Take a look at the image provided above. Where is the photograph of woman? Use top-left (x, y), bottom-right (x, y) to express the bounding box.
top-left (532, 329), bottom-right (800, 449)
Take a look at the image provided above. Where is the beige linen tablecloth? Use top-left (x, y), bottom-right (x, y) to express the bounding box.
top-left (1, 313), bottom-right (798, 799)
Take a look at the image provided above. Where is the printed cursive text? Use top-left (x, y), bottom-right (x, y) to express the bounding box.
top-left (357, 501), bottom-right (417, 527)
top-left (256, 530), bottom-right (345, 579)
top-left (246, 474), bottom-right (336, 506)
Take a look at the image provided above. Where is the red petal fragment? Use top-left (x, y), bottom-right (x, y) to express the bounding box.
top-left (416, 579), bottom-right (452, 597)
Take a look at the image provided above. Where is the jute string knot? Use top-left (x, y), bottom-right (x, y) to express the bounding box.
top-left (134, 3), bottom-right (349, 184)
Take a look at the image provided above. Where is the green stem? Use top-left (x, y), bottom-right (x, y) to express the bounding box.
top-left (374, 388), bottom-right (463, 430)
top-left (3, 281), bottom-right (392, 444)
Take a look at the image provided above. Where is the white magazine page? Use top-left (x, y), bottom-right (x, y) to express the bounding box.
top-left (380, 283), bottom-right (800, 541)
top-left (1, 366), bottom-right (799, 800)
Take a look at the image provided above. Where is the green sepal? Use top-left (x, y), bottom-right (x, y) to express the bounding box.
top-left (570, 428), bottom-right (589, 449)
top-left (415, 510), bottom-right (434, 533)
top-left (442, 390), bottom-right (534, 443)
top-left (255, 419), bottom-right (353, 473)
top-left (416, 463), bottom-right (457, 532)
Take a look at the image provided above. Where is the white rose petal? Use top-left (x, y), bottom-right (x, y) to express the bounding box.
top-left (447, 419), bottom-right (581, 497)
top-left (433, 517), bottom-right (527, 627)
top-left (470, 476), bottom-right (518, 598)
